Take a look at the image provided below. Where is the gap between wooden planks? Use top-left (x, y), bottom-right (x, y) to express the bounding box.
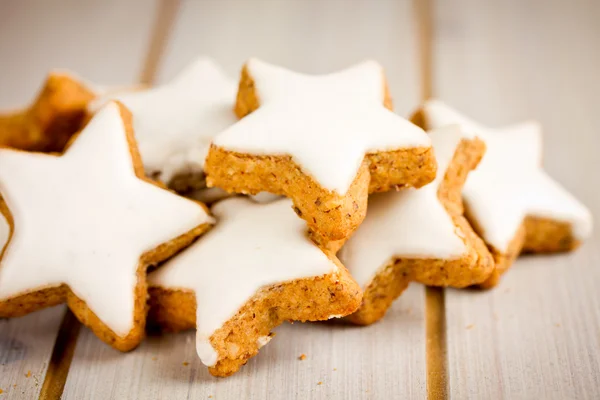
top-left (37, 1), bottom-right (182, 398)
top-left (415, 0), bottom-right (450, 398)
top-left (38, 0), bottom-right (448, 398)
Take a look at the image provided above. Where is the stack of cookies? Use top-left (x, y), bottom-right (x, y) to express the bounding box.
top-left (0, 57), bottom-right (592, 377)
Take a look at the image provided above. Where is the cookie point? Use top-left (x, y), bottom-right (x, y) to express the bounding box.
top-left (196, 335), bottom-right (219, 367)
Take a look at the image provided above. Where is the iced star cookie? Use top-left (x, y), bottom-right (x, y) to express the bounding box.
top-left (338, 126), bottom-right (493, 325)
top-left (0, 101), bottom-right (212, 351)
top-left (205, 58), bottom-right (436, 241)
top-left (0, 71), bottom-right (96, 152)
top-left (90, 57), bottom-right (238, 196)
top-left (148, 197), bottom-right (362, 377)
top-left (411, 100), bottom-right (593, 288)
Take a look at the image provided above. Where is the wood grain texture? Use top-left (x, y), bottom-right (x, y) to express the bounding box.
top-left (0, 307), bottom-right (65, 399)
top-left (432, 1), bottom-right (600, 398)
top-left (158, 0), bottom-right (420, 115)
top-left (426, 287), bottom-right (448, 400)
top-left (39, 311), bottom-right (81, 400)
top-left (139, 0), bottom-right (181, 85)
top-left (63, 286), bottom-right (426, 400)
top-left (0, 1), bottom-right (158, 398)
top-left (5, 0), bottom-right (598, 398)
top-left (0, 0), bottom-right (158, 108)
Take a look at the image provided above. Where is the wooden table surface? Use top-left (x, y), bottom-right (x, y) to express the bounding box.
top-left (0, 1), bottom-right (598, 399)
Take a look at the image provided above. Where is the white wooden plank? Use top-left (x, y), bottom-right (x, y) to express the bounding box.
top-left (158, 0), bottom-right (420, 115)
top-left (0, 1), bottom-right (158, 397)
top-left (63, 285), bottom-right (425, 400)
top-left (0, 307), bottom-right (65, 399)
top-left (433, 1), bottom-right (600, 398)
top-left (0, 0), bottom-right (158, 108)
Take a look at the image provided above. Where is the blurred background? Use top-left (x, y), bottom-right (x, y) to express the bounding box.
top-left (1, 0), bottom-right (598, 191)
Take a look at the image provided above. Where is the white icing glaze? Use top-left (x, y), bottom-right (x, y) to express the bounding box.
top-left (197, 340), bottom-right (219, 368)
top-left (338, 126), bottom-right (467, 288)
top-left (90, 57), bottom-right (237, 183)
top-left (421, 100), bottom-right (593, 252)
top-left (0, 102), bottom-right (212, 336)
top-left (0, 213), bottom-right (9, 254)
top-left (149, 197), bottom-right (338, 367)
top-left (212, 58), bottom-right (431, 194)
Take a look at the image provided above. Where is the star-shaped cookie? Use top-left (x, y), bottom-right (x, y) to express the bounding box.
top-left (90, 57), bottom-right (238, 195)
top-left (148, 197), bottom-right (362, 377)
top-left (338, 126), bottom-right (493, 325)
top-left (0, 102), bottom-right (212, 351)
top-left (411, 100), bottom-right (593, 287)
top-left (206, 58), bottom-right (436, 241)
top-left (0, 71), bottom-right (96, 152)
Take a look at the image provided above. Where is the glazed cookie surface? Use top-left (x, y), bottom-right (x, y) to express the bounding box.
top-left (411, 100), bottom-right (593, 288)
top-left (0, 101), bottom-right (212, 351)
top-left (205, 58), bottom-right (436, 240)
top-left (90, 57), bottom-right (237, 195)
top-left (338, 126), bottom-right (493, 325)
top-left (149, 197), bottom-right (362, 377)
top-left (0, 71), bottom-right (96, 152)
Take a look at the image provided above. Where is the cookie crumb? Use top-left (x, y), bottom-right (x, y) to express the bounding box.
top-left (25, 370), bottom-right (32, 378)
top-left (208, 396), bottom-right (213, 399)
top-left (0, 388), bottom-right (3, 394)
top-left (183, 362), bottom-right (189, 366)
top-left (317, 381), bottom-right (322, 386)
top-left (555, 323), bottom-right (561, 328)
top-left (333, 368), bottom-right (337, 371)
top-left (465, 324), bottom-right (475, 330)
top-left (298, 354), bottom-right (306, 361)
top-left (152, 356), bottom-right (157, 361)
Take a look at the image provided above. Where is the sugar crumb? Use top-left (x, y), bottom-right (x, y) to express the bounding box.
top-left (183, 362), bottom-right (189, 366)
top-left (152, 356), bottom-right (157, 361)
top-left (333, 368), bottom-right (337, 371)
top-left (465, 324), bottom-right (475, 330)
top-left (298, 354), bottom-right (307, 361)
top-left (317, 381), bottom-right (322, 386)
top-left (25, 371), bottom-right (31, 378)
top-left (555, 323), bottom-right (561, 327)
